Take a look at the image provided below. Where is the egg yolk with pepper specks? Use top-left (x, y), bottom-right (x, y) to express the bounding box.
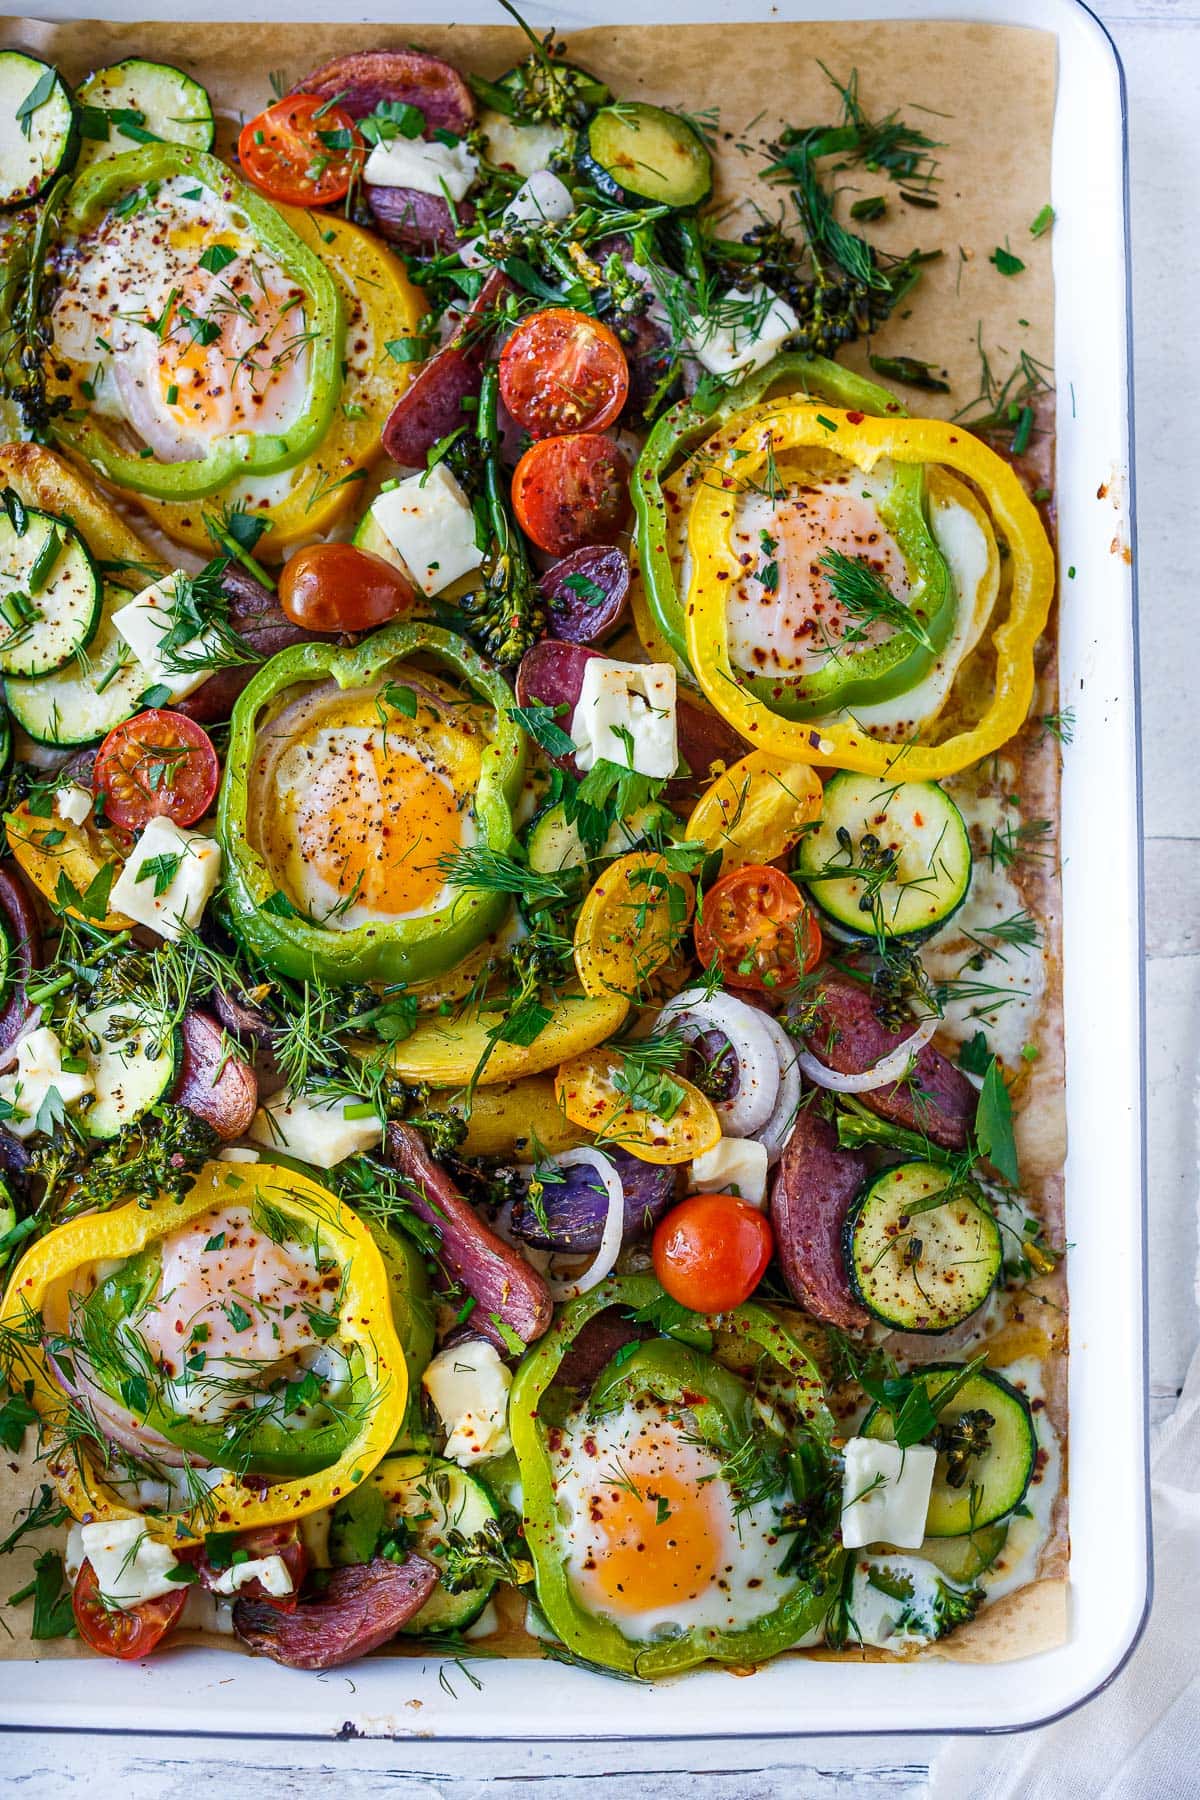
top-left (258, 674), bottom-right (483, 931)
top-left (550, 1397), bottom-right (796, 1639)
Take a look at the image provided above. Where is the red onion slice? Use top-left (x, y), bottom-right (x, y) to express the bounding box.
top-left (754, 1013), bottom-right (803, 1165)
top-left (654, 988), bottom-right (780, 1136)
top-left (794, 1012), bottom-right (939, 1093)
top-left (543, 1149), bottom-right (626, 1302)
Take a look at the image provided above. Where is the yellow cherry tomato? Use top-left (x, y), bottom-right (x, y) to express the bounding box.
top-left (573, 852), bottom-right (695, 1000)
top-left (686, 751), bottom-right (824, 872)
top-left (555, 1047), bottom-right (721, 1165)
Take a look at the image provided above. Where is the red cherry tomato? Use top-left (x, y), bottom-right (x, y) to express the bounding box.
top-left (72, 1558), bottom-right (187, 1661)
top-left (278, 542), bottom-right (415, 633)
top-left (652, 1193), bottom-right (774, 1313)
top-left (511, 433), bottom-right (631, 557)
top-left (238, 94), bottom-right (362, 207)
top-left (94, 710), bottom-right (220, 833)
top-left (694, 864), bottom-right (823, 993)
top-left (499, 308), bottom-right (630, 438)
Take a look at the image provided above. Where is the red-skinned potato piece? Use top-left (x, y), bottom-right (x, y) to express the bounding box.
top-left (0, 865), bottom-right (42, 1057)
top-left (366, 186), bottom-right (473, 255)
top-left (554, 1307), bottom-right (653, 1390)
top-left (538, 545), bottom-right (630, 644)
top-left (385, 1123), bottom-right (553, 1349)
top-left (298, 50), bottom-right (475, 133)
top-left (769, 1106), bottom-right (871, 1332)
top-left (172, 1011), bottom-right (258, 1141)
top-left (381, 269), bottom-right (514, 467)
top-left (234, 1555), bottom-right (438, 1669)
top-left (175, 568), bottom-right (326, 728)
top-left (799, 977), bottom-right (977, 1150)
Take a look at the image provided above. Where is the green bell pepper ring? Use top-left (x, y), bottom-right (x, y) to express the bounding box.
top-left (77, 1245), bottom-right (370, 1480)
top-left (633, 352), bottom-right (956, 719)
top-left (51, 146), bottom-right (344, 502)
top-left (218, 621), bottom-right (526, 987)
top-left (509, 1274), bottom-right (841, 1677)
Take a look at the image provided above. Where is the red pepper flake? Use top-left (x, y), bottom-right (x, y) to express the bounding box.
top-left (846, 410), bottom-right (865, 424)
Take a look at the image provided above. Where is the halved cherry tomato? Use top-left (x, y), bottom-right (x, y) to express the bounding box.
top-left (238, 94), bottom-right (362, 207)
top-left (652, 1193), bottom-right (774, 1312)
top-left (694, 864), bottom-right (823, 993)
top-left (72, 1558), bottom-right (188, 1661)
top-left (511, 433), bottom-right (630, 558)
top-left (279, 542), bottom-right (415, 633)
top-left (95, 710), bottom-right (220, 833)
top-left (499, 308), bottom-right (629, 438)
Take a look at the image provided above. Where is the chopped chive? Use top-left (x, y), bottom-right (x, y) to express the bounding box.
top-left (1030, 203), bottom-right (1055, 238)
top-left (165, 383), bottom-right (179, 406)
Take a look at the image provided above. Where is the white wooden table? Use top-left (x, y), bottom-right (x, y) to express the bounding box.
top-left (6, 1), bottom-right (1198, 1791)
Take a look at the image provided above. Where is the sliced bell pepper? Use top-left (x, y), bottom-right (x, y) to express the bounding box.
top-left (510, 1273), bottom-right (840, 1676)
top-left (218, 621), bottom-right (526, 987)
top-left (683, 405), bottom-right (1055, 779)
top-left (5, 802), bottom-right (131, 932)
top-left (0, 1160), bottom-right (410, 1542)
top-left (51, 147), bottom-right (344, 502)
top-left (133, 210), bottom-right (423, 558)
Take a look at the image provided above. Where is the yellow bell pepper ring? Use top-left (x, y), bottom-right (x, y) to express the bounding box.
top-left (573, 852), bottom-right (696, 1000)
top-left (0, 1160), bottom-right (409, 1543)
top-left (684, 405), bottom-right (1056, 779)
top-left (555, 1049), bottom-right (721, 1165)
top-left (685, 751), bottom-right (824, 872)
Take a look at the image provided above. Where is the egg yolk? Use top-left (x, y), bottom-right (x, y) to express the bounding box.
top-left (155, 255), bottom-right (306, 438)
top-left (581, 1459), bottom-right (723, 1615)
top-left (294, 734), bottom-right (462, 918)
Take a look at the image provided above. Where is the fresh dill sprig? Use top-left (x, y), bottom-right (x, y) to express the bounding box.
top-left (817, 549), bottom-right (936, 655)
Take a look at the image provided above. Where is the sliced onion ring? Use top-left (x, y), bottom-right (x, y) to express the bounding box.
top-left (754, 1013), bottom-right (802, 1165)
top-left (654, 988), bottom-right (780, 1136)
top-left (795, 1012), bottom-right (939, 1094)
top-left (544, 1148), bottom-right (626, 1302)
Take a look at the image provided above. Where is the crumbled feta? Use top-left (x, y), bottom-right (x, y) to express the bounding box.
top-left (111, 574), bottom-right (223, 704)
top-left (54, 782), bottom-right (93, 827)
top-left (208, 1554), bottom-right (294, 1598)
top-left (370, 464), bottom-right (485, 595)
top-left (840, 1436), bottom-right (937, 1551)
top-left (363, 135), bottom-right (478, 202)
top-left (423, 1338), bottom-right (513, 1465)
top-left (0, 1026), bottom-right (94, 1139)
top-left (503, 169), bottom-right (574, 228)
top-left (249, 1088), bottom-right (383, 1169)
top-left (108, 815), bottom-right (222, 940)
top-left (691, 1136), bottom-right (770, 1208)
top-left (685, 284), bottom-right (800, 378)
top-left (78, 1518), bottom-right (183, 1607)
top-left (570, 657), bottom-right (678, 778)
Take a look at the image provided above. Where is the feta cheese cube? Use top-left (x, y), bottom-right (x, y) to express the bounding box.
top-left (840, 1436), bottom-right (937, 1550)
top-left (54, 782), bottom-right (93, 827)
top-left (570, 657), bottom-right (678, 778)
top-left (363, 136), bottom-right (478, 202)
top-left (370, 465), bottom-right (485, 596)
top-left (504, 170), bottom-right (574, 228)
top-left (79, 1518), bottom-right (183, 1607)
top-left (209, 1554), bottom-right (294, 1598)
top-left (0, 1026), bottom-right (94, 1139)
top-left (481, 111), bottom-right (567, 180)
top-left (111, 574), bottom-right (223, 704)
top-left (249, 1088), bottom-right (383, 1169)
top-left (685, 284), bottom-right (800, 378)
top-left (108, 815), bottom-right (222, 941)
top-left (691, 1136), bottom-right (770, 1208)
top-left (422, 1338), bottom-right (513, 1466)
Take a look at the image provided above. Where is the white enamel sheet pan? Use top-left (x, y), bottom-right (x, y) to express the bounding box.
top-left (0, 0), bottom-right (1146, 1740)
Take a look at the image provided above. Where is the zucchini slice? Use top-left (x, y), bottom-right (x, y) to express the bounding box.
top-left (525, 799), bottom-right (677, 875)
top-left (796, 771), bottom-right (971, 942)
top-left (0, 505), bottom-right (101, 678)
top-left (0, 52), bottom-right (77, 209)
top-left (75, 59), bottom-right (215, 168)
top-left (580, 103), bottom-right (711, 209)
top-left (79, 999), bottom-right (180, 1140)
top-left (5, 583), bottom-right (149, 747)
top-left (844, 1161), bottom-right (1002, 1332)
top-left (863, 1364), bottom-right (1036, 1536)
top-left (329, 1453), bottom-right (499, 1634)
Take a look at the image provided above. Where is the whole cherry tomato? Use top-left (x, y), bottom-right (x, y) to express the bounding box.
top-left (511, 433), bottom-right (630, 557)
top-left (94, 710), bottom-right (220, 832)
top-left (278, 542), bottom-right (415, 633)
top-left (499, 308), bottom-right (630, 438)
top-left (238, 94), bottom-right (362, 208)
top-left (694, 864), bottom-right (823, 992)
top-left (72, 1559), bottom-right (188, 1661)
top-left (652, 1193), bottom-right (775, 1313)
